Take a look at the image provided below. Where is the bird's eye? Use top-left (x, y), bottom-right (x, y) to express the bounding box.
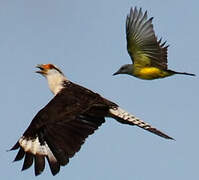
top-left (48, 64), bottom-right (54, 69)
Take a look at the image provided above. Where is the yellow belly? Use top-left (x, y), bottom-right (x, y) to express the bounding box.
top-left (134, 67), bottom-right (171, 80)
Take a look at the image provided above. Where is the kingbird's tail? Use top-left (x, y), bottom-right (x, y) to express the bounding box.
top-left (167, 70), bottom-right (195, 76)
top-left (109, 107), bottom-right (174, 140)
top-left (176, 72), bottom-right (195, 76)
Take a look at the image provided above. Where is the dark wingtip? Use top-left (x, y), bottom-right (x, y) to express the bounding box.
top-left (21, 153), bottom-right (34, 171)
top-left (10, 142), bottom-right (20, 151)
top-left (34, 155), bottom-right (45, 176)
top-left (149, 17), bottom-right (154, 21)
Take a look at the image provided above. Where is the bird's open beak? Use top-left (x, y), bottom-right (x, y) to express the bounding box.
top-left (36, 64), bottom-right (47, 75)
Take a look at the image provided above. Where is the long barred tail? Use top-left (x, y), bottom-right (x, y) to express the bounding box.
top-left (109, 107), bottom-right (174, 140)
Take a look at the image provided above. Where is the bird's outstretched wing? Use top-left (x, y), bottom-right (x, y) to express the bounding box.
top-left (10, 81), bottom-right (173, 176)
top-left (10, 82), bottom-right (110, 176)
top-left (126, 7), bottom-right (168, 69)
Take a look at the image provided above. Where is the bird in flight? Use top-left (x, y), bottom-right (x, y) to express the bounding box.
top-left (10, 64), bottom-right (173, 176)
top-left (113, 7), bottom-right (195, 80)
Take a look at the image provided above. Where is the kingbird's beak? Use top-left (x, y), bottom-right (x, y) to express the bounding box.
top-left (113, 70), bottom-right (120, 76)
top-left (36, 64), bottom-right (46, 75)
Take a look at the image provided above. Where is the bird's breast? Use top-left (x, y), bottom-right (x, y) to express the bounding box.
top-left (133, 67), bottom-right (167, 80)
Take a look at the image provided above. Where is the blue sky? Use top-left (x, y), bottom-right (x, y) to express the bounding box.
top-left (1, 0), bottom-right (198, 179)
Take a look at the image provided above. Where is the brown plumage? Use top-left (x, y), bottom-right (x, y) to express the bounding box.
top-left (10, 64), bottom-right (173, 176)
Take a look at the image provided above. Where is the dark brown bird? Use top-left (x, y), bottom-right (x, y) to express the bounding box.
top-left (10, 64), bottom-right (173, 176)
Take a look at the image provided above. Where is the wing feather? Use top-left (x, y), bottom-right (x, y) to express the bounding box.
top-left (34, 155), bottom-right (45, 176)
top-left (11, 82), bottom-right (109, 175)
top-left (22, 153), bottom-right (34, 171)
top-left (126, 7), bottom-right (168, 69)
top-left (13, 147), bottom-right (25, 161)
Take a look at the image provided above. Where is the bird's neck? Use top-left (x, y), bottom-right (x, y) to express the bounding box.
top-left (126, 64), bottom-right (134, 75)
top-left (46, 73), bottom-right (68, 95)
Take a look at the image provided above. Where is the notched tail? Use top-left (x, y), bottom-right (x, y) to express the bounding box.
top-left (167, 70), bottom-right (196, 77)
top-left (176, 72), bottom-right (196, 76)
top-left (109, 107), bottom-right (174, 140)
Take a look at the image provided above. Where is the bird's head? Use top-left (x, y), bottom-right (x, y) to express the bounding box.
top-left (113, 64), bottom-right (133, 76)
top-left (36, 64), bottom-right (67, 95)
top-left (36, 64), bottom-right (64, 77)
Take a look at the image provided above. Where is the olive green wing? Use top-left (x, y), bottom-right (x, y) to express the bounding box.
top-left (126, 7), bottom-right (168, 69)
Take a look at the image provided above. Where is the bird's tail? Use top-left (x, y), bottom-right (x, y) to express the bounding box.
top-left (167, 70), bottom-right (195, 76)
top-left (109, 107), bottom-right (174, 140)
top-left (176, 72), bottom-right (195, 76)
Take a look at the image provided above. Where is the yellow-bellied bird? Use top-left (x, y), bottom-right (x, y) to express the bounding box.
top-left (113, 7), bottom-right (195, 80)
top-left (10, 64), bottom-right (173, 176)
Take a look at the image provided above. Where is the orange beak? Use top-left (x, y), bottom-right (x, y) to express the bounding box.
top-left (36, 64), bottom-right (47, 75)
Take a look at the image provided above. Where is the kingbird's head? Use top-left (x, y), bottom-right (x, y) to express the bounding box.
top-left (36, 64), bottom-right (67, 95)
top-left (113, 64), bottom-right (133, 76)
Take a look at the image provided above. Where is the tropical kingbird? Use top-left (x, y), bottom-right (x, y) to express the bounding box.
top-left (113, 7), bottom-right (195, 80)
